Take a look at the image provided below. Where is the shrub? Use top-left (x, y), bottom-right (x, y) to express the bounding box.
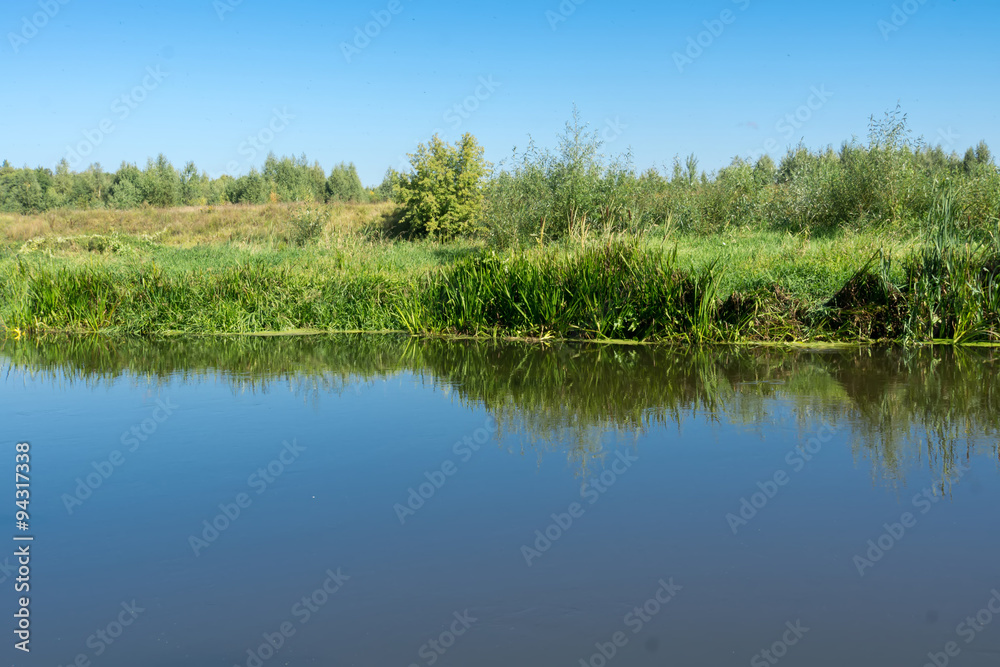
top-left (287, 207), bottom-right (329, 246)
top-left (396, 133), bottom-right (489, 239)
top-left (479, 110), bottom-right (652, 247)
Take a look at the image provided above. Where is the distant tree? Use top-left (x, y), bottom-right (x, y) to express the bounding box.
top-left (963, 147), bottom-right (978, 174)
top-left (753, 155), bottom-right (777, 185)
top-left (108, 162), bottom-right (145, 209)
top-left (974, 140), bottom-right (994, 167)
top-left (180, 161), bottom-right (206, 205)
top-left (373, 167), bottom-right (401, 202)
top-left (3, 168), bottom-right (47, 213)
top-left (325, 162), bottom-right (366, 202)
top-left (141, 154), bottom-right (180, 207)
top-left (77, 163), bottom-right (110, 207)
top-left (225, 169), bottom-right (268, 204)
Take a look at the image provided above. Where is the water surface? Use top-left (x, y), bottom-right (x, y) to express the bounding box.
top-left (3, 337), bottom-right (999, 666)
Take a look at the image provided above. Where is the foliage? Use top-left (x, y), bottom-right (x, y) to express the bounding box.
top-left (287, 207), bottom-right (329, 246)
top-left (325, 162), bottom-right (367, 203)
top-left (479, 109), bottom-right (653, 248)
top-left (395, 133), bottom-right (489, 239)
top-left (372, 168), bottom-right (401, 203)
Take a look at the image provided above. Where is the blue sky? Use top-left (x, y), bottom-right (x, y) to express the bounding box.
top-left (2, 0), bottom-right (996, 184)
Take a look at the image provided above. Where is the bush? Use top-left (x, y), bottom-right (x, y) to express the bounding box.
top-left (287, 207), bottom-right (329, 246)
top-left (479, 110), bottom-right (653, 247)
top-left (396, 133), bottom-right (489, 239)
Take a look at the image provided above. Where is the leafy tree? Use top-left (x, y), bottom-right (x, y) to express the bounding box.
top-left (225, 169), bottom-right (268, 204)
top-left (372, 168), bottom-right (401, 202)
top-left (180, 161), bottom-right (206, 205)
top-left (396, 133), bottom-right (489, 238)
top-left (974, 140), bottom-right (994, 166)
top-left (325, 162), bottom-right (366, 202)
top-left (108, 162), bottom-right (145, 209)
top-left (0, 168), bottom-right (46, 213)
top-left (753, 155), bottom-right (777, 185)
top-left (76, 163), bottom-right (111, 207)
top-left (141, 154), bottom-right (180, 207)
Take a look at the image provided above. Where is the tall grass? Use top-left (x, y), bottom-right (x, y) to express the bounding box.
top-left (0, 258), bottom-right (407, 335)
top-left (904, 189), bottom-right (1000, 343)
top-left (399, 238), bottom-right (725, 342)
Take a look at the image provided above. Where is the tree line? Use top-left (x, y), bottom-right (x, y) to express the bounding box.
top-left (0, 153), bottom-right (396, 214)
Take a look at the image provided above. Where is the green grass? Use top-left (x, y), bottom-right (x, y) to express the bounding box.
top-left (2, 199), bottom-right (999, 344)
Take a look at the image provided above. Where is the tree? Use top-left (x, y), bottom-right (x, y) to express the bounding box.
top-left (108, 162), bottom-right (145, 209)
top-left (396, 133), bottom-right (490, 239)
top-left (325, 162), bottom-right (366, 202)
top-left (180, 161), bottom-right (205, 205)
top-left (974, 140), bottom-right (994, 167)
top-left (141, 154), bottom-right (180, 207)
top-left (373, 168), bottom-right (400, 202)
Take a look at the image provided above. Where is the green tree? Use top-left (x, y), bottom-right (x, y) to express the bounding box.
top-left (108, 162), bottom-right (145, 209)
top-left (975, 141), bottom-right (994, 165)
top-left (396, 133), bottom-right (489, 238)
top-left (77, 163), bottom-right (110, 207)
top-left (1, 168), bottom-right (46, 213)
top-left (373, 167), bottom-right (401, 202)
top-left (141, 154), bottom-right (180, 207)
top-left (180, 161), bottom-right (205, 205)
top-left (325, 162), bottom-right (366, 202)
top-left (224, 169), bottom-right (268, 204)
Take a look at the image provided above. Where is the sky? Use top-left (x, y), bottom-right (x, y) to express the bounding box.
top-left (1, 0), bottom-right (997, 185)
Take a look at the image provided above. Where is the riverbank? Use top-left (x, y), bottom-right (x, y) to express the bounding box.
top-left (1, 203), bottom-right (997, 343)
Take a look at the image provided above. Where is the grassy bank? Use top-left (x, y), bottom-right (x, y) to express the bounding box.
top-left (1, 197), bottom-right (999, 343)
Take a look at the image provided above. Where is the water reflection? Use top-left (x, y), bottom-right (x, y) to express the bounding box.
top-left (4, 335), bottom-right (997, 484)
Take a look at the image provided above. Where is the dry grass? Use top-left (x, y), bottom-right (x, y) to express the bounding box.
top-left (0, 202), bottom-right (398, 248)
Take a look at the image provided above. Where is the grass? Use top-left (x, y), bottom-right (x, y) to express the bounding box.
top-left (1, 199), bottom-right (999, 343)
